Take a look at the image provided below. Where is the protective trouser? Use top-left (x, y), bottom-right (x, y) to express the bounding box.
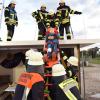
top-left (7, 24), bottom-right (15, 41)
top-left (59, 23), bottom-right (71, 40)
top-left (38, 22), bottom-right (46, 40)
top-left (13, 72), bottom-right (44, 100)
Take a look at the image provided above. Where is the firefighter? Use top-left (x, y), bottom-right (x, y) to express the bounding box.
top-left (66, 56), bottom-right (79, 82)
top-left (13, 49), bottom-right (44, 100)
top-left (32, 4), bottom-right (48, 40)
top-left (51, 63), bottom-right (81, 100)
top-left (46, 10), bottom-right (59, 29)
top-left (4, 0), bottom-right (18, 41)
top-left (56, 0), bottom-right (82, 39)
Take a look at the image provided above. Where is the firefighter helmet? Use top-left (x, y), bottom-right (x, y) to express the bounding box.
top-left (41, 4), bottom-right (46, 8)
top-left (49, 9), bottom-right (54, 15)
top-left (25, 49), bottom-right (44, 65)
top-left (10, 0), bottom-right (16, 4)
top-left (52, 64), bottom-right (66, 76)
top-left (59, 0), bottom-right (65, 4)
top-left (67, 56), bottom-right (78, 66)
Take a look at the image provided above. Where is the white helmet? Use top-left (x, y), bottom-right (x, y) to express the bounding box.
top-left (67, 56), bottom-right (78, 66)
top-left (52, 64), bottom-right (66, 76)
top-left (49, 9), bottom-right (54, 15)
top-left (25, 49), bottom-right (44, 65)
top-left (10, 0), bottom-right (16, 4)
top-left (59, 0), bottom-right (65, 4)
top-left (41, 4), bottom-right (46, 8)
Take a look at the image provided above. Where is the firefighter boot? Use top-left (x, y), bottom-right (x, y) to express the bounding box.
top-left (67, 34), bottom-right (71, 40)
top-left (7, 31), bottom-right (12, 41)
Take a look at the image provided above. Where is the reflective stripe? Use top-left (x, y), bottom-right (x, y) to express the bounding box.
top-left (38, 35), bottom-right (43, 37)
top-left (18, 72), bottom-right (44, 89)
top-left (5, 8), bottom-right (9, 11)
top-left (62, 18), bottom-right (70, 24)
top-left (46, 23), bottom-right (50, 26)
top-left (5, 17), bottom-right (9, 19)
top-left (67, 33), bottom-right (71, 36)
top-left (59, 78), bottom-right (79, 100)
top-left (55, 22), bottom-right (58, 25)
top-left (39, 12), bottom-right (43, 19)
top-left (63, 56), bottom-right (67, 60)
top-left (7, 36), bottom-right (12, 39)
top-left (68, 70), bottom-right (72, 77)
top-left (66, 90), bottom-right (77, 100)
top-left (60, 36), bottom-right (64, 39)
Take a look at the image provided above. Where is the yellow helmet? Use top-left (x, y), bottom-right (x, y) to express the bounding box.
top-left (59, 0), bottom-right (65, 4)
top-left (41, 4), bottom-right (46, 8)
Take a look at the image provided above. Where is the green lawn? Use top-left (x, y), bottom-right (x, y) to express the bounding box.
top-left (90, 57), bottom-right (100, 64)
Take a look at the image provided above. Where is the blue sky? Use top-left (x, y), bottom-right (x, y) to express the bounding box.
top-left (0, 0), bottom-right (100, 41)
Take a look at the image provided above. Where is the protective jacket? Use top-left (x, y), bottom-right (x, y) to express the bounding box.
top-left (56, 5), bottom-right (82, 24)
top-left (32, 10), bottom-right (48, 40)
top-left (66, 65), bottom-right (79, 81)
top-left (46, 13), bottom-right (59, 28)
top-left (4, 6), bottom-right (18, 25)
top-left (32, 10), bottom-right (48, 23)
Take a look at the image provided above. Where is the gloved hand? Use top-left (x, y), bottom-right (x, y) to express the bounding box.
top-left (75, 11), bottom-right (82, 15)
top-left (5, 18), bottom-right (9, 22)
top-left (16, 22), bottom-right (18, 26)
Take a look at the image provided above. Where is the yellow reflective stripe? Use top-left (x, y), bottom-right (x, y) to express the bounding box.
top-left (60, 36), bottom-right (64, 39)
top-left (68, 71), bottom-right (72, 77)
top-left (63, 56), bottom-right (67, 60)
top-left (62, 19), bottom-right (70, 24)
top-left (55, 22), bottom-right (58, 25)
top-left (46, 23), bottom-right (50, 26)
top-left (70, 10), bottom-right (75, 14)
top-left (7, 36), bottom-right (11, 39)
top-left (55, 18), bottom-right (59, 21)
top-left (57, 14), bottom-right (61, 16)
top-left (32, 12), bottom-right (36, 17)
top-left (38, 35), bottom-right (43, 37)
top-left (59, 78), bottom-right (79, 90)
top-left (39, 12), bottom-right (43, 19)
top-left (59, 78), bottom-right (79, 100)
top-left (67, 33), bottom-right (71, 36)
top-left (5, 8), bottom-right (9, 11)
top-left (5, 17), bottom-right (9, 20)
top-left (66, 90), bottom-right (77, 100)
top-left (46, 19), bottom-right (50, 22)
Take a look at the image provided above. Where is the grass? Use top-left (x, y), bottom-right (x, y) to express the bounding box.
top-left (90, 57), bottom-right (100, 64)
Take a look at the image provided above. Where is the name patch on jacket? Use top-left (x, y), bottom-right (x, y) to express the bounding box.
top-left (18, 72), bottom-right (44, 89)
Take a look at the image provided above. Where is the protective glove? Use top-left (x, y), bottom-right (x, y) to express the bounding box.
top-left (74, 11), bottom-right (82, 15)
top-left (5, 18), bottom-right (9, 22)
top-left (16, 22), bottom-right (18, 26)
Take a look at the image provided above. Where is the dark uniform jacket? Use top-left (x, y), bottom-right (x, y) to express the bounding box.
top-left (56, 5), bottom-right (81, 24)
top-left (32, 10), bottom-right (48, 24)
top-left (46, 13), bottom-right (59, 28)
top-left (4, 5), bottom-right (18, 25)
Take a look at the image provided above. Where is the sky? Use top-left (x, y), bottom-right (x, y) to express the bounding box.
top-left (0, 0), bottom-right (100, 41)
